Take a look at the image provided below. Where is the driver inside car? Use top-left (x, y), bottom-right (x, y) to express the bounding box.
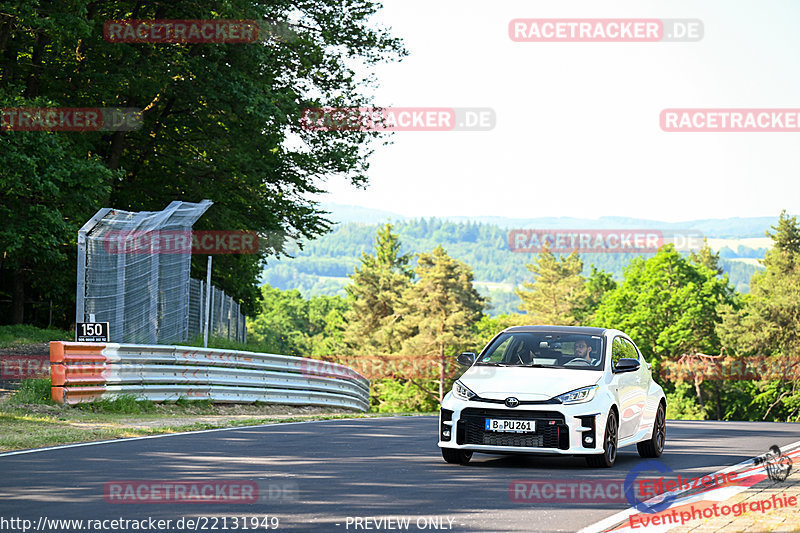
top-left (573, 338), bottom-right (600, 366)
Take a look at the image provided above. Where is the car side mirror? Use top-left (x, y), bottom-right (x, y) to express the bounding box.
top-left (457, 352), bottom-right (476, 366)
top-left (614, 358), bottom-right (640, 373)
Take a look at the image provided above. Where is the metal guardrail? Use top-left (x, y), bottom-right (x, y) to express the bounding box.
top-left (50, 342), bottom-right (370, 411)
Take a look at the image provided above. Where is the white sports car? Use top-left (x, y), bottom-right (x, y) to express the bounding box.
top-left (438, 326), bottom-right (666, 467)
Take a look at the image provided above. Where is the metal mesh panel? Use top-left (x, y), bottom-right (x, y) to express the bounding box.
top-left (187, 278), bottom-right (204, 339)
top-left (186, 278), bottom-right (247, 343)
top-left (77, 200), bottom-right (248, 345)
top-left (77, 201), bottom-right (211, 344)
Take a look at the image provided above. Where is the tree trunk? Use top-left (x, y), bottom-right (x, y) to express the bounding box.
top-left (694, 376), bottom-right (704, 407)
top-left (12, 267), bottom-right (24, 324)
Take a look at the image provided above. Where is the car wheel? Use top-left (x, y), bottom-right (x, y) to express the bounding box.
top-left (586, 410), bottom-right (618, 468)
top-left (441, 448), bottom-right (473, 465)
top-left (637, 402), bottom-right (666, 458)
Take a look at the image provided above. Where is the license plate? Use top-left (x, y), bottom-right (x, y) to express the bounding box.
top-left (485, 419), bottom-right (536, 433)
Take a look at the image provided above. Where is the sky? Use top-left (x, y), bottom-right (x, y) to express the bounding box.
top-left (314, 0), bottom-right (800, 222)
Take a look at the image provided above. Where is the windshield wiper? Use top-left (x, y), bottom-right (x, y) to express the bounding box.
top-left (474, 362), bottom-right (508, 367)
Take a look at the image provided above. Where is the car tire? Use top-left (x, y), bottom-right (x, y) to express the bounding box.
top-left (586, 410), bottom-right (618, 468)
top-left (441, 448), bottom-right (472, 465)
top-left (637, 402), bottom-right (666, 458)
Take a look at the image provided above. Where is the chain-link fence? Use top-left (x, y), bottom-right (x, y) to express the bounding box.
top-left (77, 200), bottom-right (246, 345)
top-left (188, 279), bottom-right (247, 344)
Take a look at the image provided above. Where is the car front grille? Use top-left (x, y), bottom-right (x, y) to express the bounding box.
top-left (457, 408), bottom-right (568, 449)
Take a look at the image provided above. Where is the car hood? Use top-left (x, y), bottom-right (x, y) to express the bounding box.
top-left (459, 366), bottom-right (603, 401)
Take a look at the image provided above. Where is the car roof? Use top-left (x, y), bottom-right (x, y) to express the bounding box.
top-left (502, 325), bottom-right (609, 336)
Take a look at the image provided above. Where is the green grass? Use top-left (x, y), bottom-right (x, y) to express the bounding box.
top-left (0, 412), bottom-right (154, 450)
top-left (10, 381), bottom-right (257, 415)
top-left (74, 394), bottom-right (157, 414)
top-left (8, 378), bottom-right (53, 405)
top-left (0, 324), bottom-right (71, 348)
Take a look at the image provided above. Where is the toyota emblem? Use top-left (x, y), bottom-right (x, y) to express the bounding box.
top-left (505, 397), bottom-right (520, 408)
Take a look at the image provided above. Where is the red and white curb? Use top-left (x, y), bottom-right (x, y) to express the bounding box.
top-left (579, 440), bottom-right (800, 533)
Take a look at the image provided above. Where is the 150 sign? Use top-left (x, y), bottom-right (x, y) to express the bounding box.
top-left (76, 322), bottom-right (109, 342)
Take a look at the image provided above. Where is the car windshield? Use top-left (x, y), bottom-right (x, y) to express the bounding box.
top-left (476, 332), bottom-right (605, 371)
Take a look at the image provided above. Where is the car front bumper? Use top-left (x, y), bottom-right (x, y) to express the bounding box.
top-left (438, 397), bottom-right (609, 456)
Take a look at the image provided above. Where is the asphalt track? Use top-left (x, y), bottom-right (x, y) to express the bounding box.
top-left (1, 417), bottom-right (799, 533)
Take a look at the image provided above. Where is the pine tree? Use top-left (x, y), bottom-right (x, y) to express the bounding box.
top-left (398, 246), bottom-right (486, 400)
top-left (716, 211), bottom-right (800, 421)
top-left (690, 240), bottom-right (724, 276)
top-left (515, 244), bottom-right (585, 325)
top-left (770, 210), bottom-right (800, 256)
top-left (343, 224), bottom-right (412, 354)
top-left (718, 211), bottom-right (800, 358)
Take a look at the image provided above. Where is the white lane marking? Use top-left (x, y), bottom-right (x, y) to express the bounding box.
top-left (0, 415), bottom-right (427, 457)
top-left (577, 438), bottom-right (800, 533)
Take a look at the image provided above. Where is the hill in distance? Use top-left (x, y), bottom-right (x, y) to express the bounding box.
top-left (264, 204), bottom-right (777, 315)
top-left (320, 203), bottom-right (780, 238)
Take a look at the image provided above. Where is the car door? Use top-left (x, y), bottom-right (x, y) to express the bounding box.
top-left (628, 337), bottom-right (656, 434)
top-left (610, 336), bottom-right (647, 439)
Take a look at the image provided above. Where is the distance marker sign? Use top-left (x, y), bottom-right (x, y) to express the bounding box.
top-left (76, 322), bottom-right (109, 342)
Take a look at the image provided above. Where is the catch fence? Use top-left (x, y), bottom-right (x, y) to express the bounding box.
top-left (76, 200), bottom-right (246, 344)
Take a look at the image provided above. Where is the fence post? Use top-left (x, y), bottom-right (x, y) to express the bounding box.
top-left (226, 296), bottom-right (231, 340)
top-left (76, 208), bottom-right (110, 328)
top-left (203, 256), bottom-right (212, 348)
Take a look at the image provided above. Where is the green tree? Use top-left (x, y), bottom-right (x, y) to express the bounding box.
top-left (718, 212), bottom-right (800, 358)
top-left (246, 284), bottom-right (348, 356)
top-left (717, 212), bottom-right (800, 421)
top-left (573, 265), bottom-right (617, 323)
top-left (0, 123), bottom-right (115, 324)
top-left (592, 245), bottom-right (737, 415)
top-left (690, 239), bottom-right (724, 276)
top-left (343, 224), bottom-right (412, 354)
top-left (515, 245), bottom-right (585, 325)
top-left (398, 246), bottom-right (486, 400)
top-left (1, 0), bottom-right (406, 321)
top-left (371, 379), bottom-right (438, 413)
top-left (307, 294), bottom-right (349, 357)
top-left (593, 245), bottom-right (735, 363)
top-left (247, 284), bottom-right (310, 356)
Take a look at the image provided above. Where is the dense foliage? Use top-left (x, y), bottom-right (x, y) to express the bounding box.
top-left (0, 0), bottom-right (405, 323)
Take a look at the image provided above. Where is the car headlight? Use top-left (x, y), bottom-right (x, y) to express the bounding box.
top-left (453, 380), bottom-right (477, 401)
top-left (555, 385), bottom-right (598, 404)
